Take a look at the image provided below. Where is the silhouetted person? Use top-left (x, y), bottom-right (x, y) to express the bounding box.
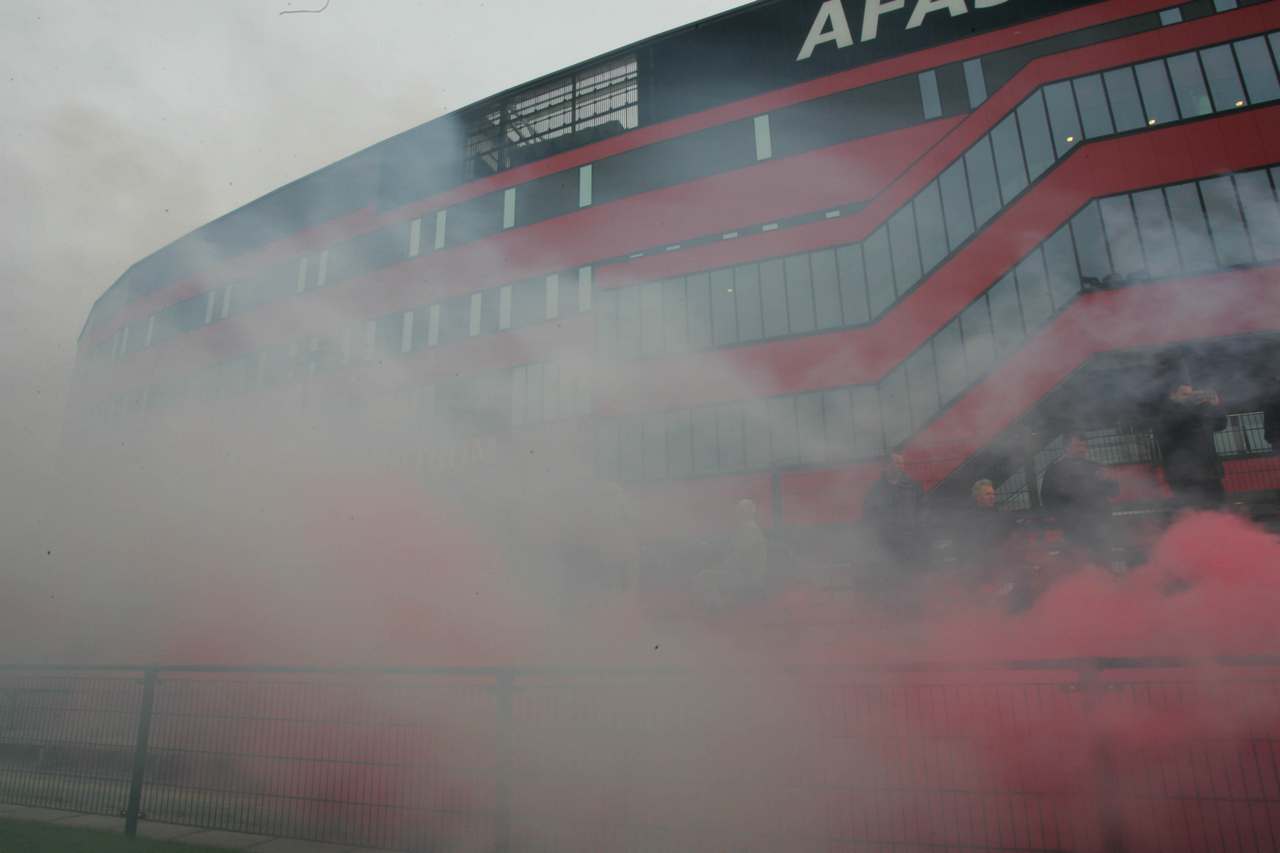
top-left (948, 479), bottom-right (1018, 583)
top-left (1154, 384), bottom-right (1228, 508)
top-left (862, 451), bottom-right (924, 567)
top-left (1264, 375), bottom-right (1280, 451)
top-left (1040, 433), bottom-right (1119, 563)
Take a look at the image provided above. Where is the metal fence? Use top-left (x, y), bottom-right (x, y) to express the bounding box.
top-left (1, 659), bottom-right (1279, 852)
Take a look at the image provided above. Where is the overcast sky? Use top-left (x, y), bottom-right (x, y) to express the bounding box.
top-left (0, 0), bottom-right (743, 530)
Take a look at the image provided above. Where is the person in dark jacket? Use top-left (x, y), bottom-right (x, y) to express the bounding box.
top-left (1154, 384), bottom-right (1228, 508)
top-left (1040, 433), bottom-right (1119, 563)
top-left (1263, 375), bottom-right (1280, 451)
top-left (862, 451), bottom-right (924, 567)
top-left (948, 479), bottom-right (1020, 583)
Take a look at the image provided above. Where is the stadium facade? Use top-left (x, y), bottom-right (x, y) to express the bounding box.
top-left (69, 0), bottom-right (1280, 531)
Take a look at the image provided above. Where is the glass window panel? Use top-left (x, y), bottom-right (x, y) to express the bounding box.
top-left (810, 249), bottom-right (843, 330)
top-left (710, 268), bottom-right (738, 346)
top-left (643, 413), bottom-right (667, 481)
top-left (1236, 169), bottom-right (1280, 261)
top-left (1104, 66), bottom-right (1146, 132)
top-left (1099, 196), bottom-right (1146, 277)
top-left (850, 385), bottom-right (884, 458)
top-left (988, 271), bottom-right (1025, 358)
top-left (905, 345), bottom-right (940, 430)
top-left (864, 227), bottom-right (897, 317)
top-left (939, 160), bottom-right (976, 250)
top-left (641, 281), bottom-right (665, 356)
top-left (511, 366), bottom-right (527, 427)
top-left (964, 58), bottom-right (988, 108)
top-left (686, 273), bottom-right (713, 349)
top-left (1165, 182), bottom-right (1217, 273)
top-left (745, 402), bottom-right (773, 469)
top-left (542, 362), bottom-right (560, 422)
top-left (662, 278), bottom-right (689, 353)
top-left (1015, 251), bottom-right (1054, 331)
top-left (888, 206), bottom-right (923, 296)
top-left (960, 297), bottom-right (996, 383)
top-left (666, 410), bottom-right (693, 479)
top-left (784, 254), bottom-right (817, 334)
top-left (1200, 44), bottom-right (1246, 111)
top-left (1200, 175), bottom-right (1253, 266)
top-left (759, 259), bottom-right (789, 338)
top-left (990, 114), bottom-right (1029, 204)
top-left (1135, 60), bottom-right (1179, 125)
top-left (1070, 201), bottom-right (1113, 281)
top-left (914, 182), bottom-right (948, 273)
top-left (1234, 37), bottom-right (1280, 104)
top-left (1043, 224), bottom-right (1082, 310)
top-left (768, 396), bottom-right (799, 465)
top-left (964, 136), bottom-right (1002, 227)
top-left (1043, 81), bottom-right (1083, 157)
top-left (734, 264), bottom-right (764, 342)
top-left (933, 320), bottom-right (968, 404)
top-left (717, 404), bottom-right (746, 472)
top-left (692, 408), bottom-right (719, 475)
top-left (526, 363), bottom-right (545, 424)
top-left (1167, 52), bottom-right (1212, 118)
top-left (837, 244), bottom-right (870, 325)
top-left (823, 389), bottom-right (855, 462)
top-left (795, 393), bottom-right (826, 466)
top-left (1072, 74), bottom-right (1115, 139)
top-left (596, 420), bottom-right (619, 479)
top-left (919, 70), bottom-right (942, 119)
top-left (619, 419), bottom-right (643, 481)
top-left (1132, 188), bottom-right (1182, 277)
top-left (595, 290), bottom-right (617, 358)
top-left (1016, 91), bottom-right (1056, 180)
top-left (617, 287), bottom-right (641, 359)
top-left (878, 367), bottom-right (912, 448)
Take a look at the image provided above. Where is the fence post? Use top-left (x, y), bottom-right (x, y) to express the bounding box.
top-left (124, 669), bottom-right (157, 838)
top-left (494, 670), bottom-right (515, 853)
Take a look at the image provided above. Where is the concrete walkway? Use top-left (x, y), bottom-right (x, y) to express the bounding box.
top-left (0, 802), bottom-right (378, 852)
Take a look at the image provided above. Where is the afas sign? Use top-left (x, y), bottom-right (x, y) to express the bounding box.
top-left (798, 0), bottom-right (1014, 61)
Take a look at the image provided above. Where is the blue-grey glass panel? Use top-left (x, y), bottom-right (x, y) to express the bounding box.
top-left (686, 273), bottom-right (713, 349)
top-left (1043, 224), bottom-right (1081, 310)
top-left (905, 344), bottom-right (940, 430)
top-left (1159, 9), bottom-right (1182, 25)
top-left (1167, 52), bottom-right (1212, 118)
top-left (1016, 91), bottom-right (1056, 180)
top-left (964, 136), bottom-right (1002, 227)
top-left (920, 70), bottom-right (942, 119)
top-left (888, 206), bottom-right (922, 296)
top-left (850, 385), bottom-right (884, 458)
top-left (1044, 81), bottom-right (1083, 158)
top-left (662, 278), bottom-right (688, 353)
top-left (710, 268), bottom-right (738, 346)
top-left (666, 410), bottom-right (693, 479)
top-left (939, 160), bottom-right (976, 250)
top-left (964, 58), bottom-right (988, 108)
top-left (1072, 74), bottom-right (1115, 139)
top-left (760, 258), bottom-right (789, 338)
top-left (1135, 60), bottom-right (1179, 125)
top-left (878, 367), bottom-right (912, 447)
top-left (1236, 169), bottom-right (1280, 261)
top-left (1132, 188), bottom-right (1181, 277)
top-left (1165, 182), bottom-right (1217, 273)
top-left (1212, 0), bottom-right (1237, 12)
top-left (1234, 37), bottom-right (1280, 104)
top-left (734, 264), bottom-right (764, 342)
top-left (914, 182), bottom-right (949, 273)
top-left (990, 113), bottom-right (1029, 204)
top-left (1200, 176), bottom-right (1252, 266)
top-left (960, 297), bottom-right (996, 383)
top-left (988, 271), bottom-right (1025, 359)
top-left (864, 227), bottom-right (897, 317)
top-left (1104, 66), bottom-right (1146, 132)
top-left (595, 289), bottom-right (617, 357)
top-left (784, 254), bottom-right (817, 334)
top-left (768, 396), bottom-right (799, 465)
top-left (1015, 251), bottom-right (1054, 331)
top-left (617, 286), bottom-right (640, 359)
top-left (1200, 45), bottom-right (1246, 111)
top-left (641, 281), bottom-right (665, 356)
top-left (810, 249), bottom-right (843, 330)
top-left (933, 319), bottom-right (968, 404)
top-left (745, 402), bottom-right (772, 469)
top-left (643, 413), bottom-right (667, 481)
top-left (1070, 201), bottom-right (1113, 281)
top-left (823, 389), bottom-right (855, 462)
top-left (692, 407), bottom-right (719, 475)
top-left (796, 392), bottom-right (826, 465)
top-left (595, 420), bottom-right (619, 479)
top-left (619, 419), bottom-right (643, 481)
top-left (717, 404), bottom-right (746, 472)
top-left (836, 244), bottom-right (870, 324)
top-left (1099, 196), bottom-right (1145, 277)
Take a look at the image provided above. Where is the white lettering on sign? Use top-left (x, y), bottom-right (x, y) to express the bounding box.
top-left (798, 0), bottom-right (1015, 61)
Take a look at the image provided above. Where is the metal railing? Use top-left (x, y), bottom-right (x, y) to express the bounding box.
top-left (1, 659), bottom-right (1279, 852)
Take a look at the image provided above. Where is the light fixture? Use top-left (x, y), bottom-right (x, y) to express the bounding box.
top-left (1066, 135), bottom-right (1076, 143)
top-left (1147, 118), bottom-right (1158, 126)
top-left (1235, 99), bottom-right (1246, 107)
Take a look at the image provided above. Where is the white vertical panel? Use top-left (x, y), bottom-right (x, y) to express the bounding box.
top-left (579, 164), bottom-right (593, 208)
top-left (753, 114), bottom-right (773, 161)
top-left (469, 293), bottom-right (482, 336)
top-left (434, 210), bottom-right (448, 249)
top-left (221, 286), bottom-right (234, 319)
top-left (144, 316), bottom-right (155, 348)
top-left (545, 274), bottom-right (560, 320)
top-left (316, 250), bottom-right (329, 288)
top-left (511, 366), bottom-right (526, 426)
top-left (204, 290), bottom-right (217, 324)
top-left (120, 326), bottom-right (130, 355)
top-left (503, 188), bottom-right (517, 229)
top-left (308, 336), bottom-right (321, 374)
top-left (499, 285), bottom-right (512, 330)
top-left (364, 319), bottom-right (376, 361)
top-left (427, 305), bottom-right (440, 346)
top-left (401, 310), bottom-right (415, 353)
top-left (578, 266), bottom-right (593, 311)
top-left (409, 218), bottom-right (422, 257)
top-left (296, 257), bottom-right (309, 293)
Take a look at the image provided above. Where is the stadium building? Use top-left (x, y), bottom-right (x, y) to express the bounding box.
top-left (69, 0), bottom-right (1280, 540)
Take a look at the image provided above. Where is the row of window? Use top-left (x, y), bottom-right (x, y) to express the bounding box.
top-left (90, 2), bottom-right (1209, 363)
top-left (594, 30), bottom-right (1280, 361)
top-left (594, 165), bottom-right (1280, 483)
